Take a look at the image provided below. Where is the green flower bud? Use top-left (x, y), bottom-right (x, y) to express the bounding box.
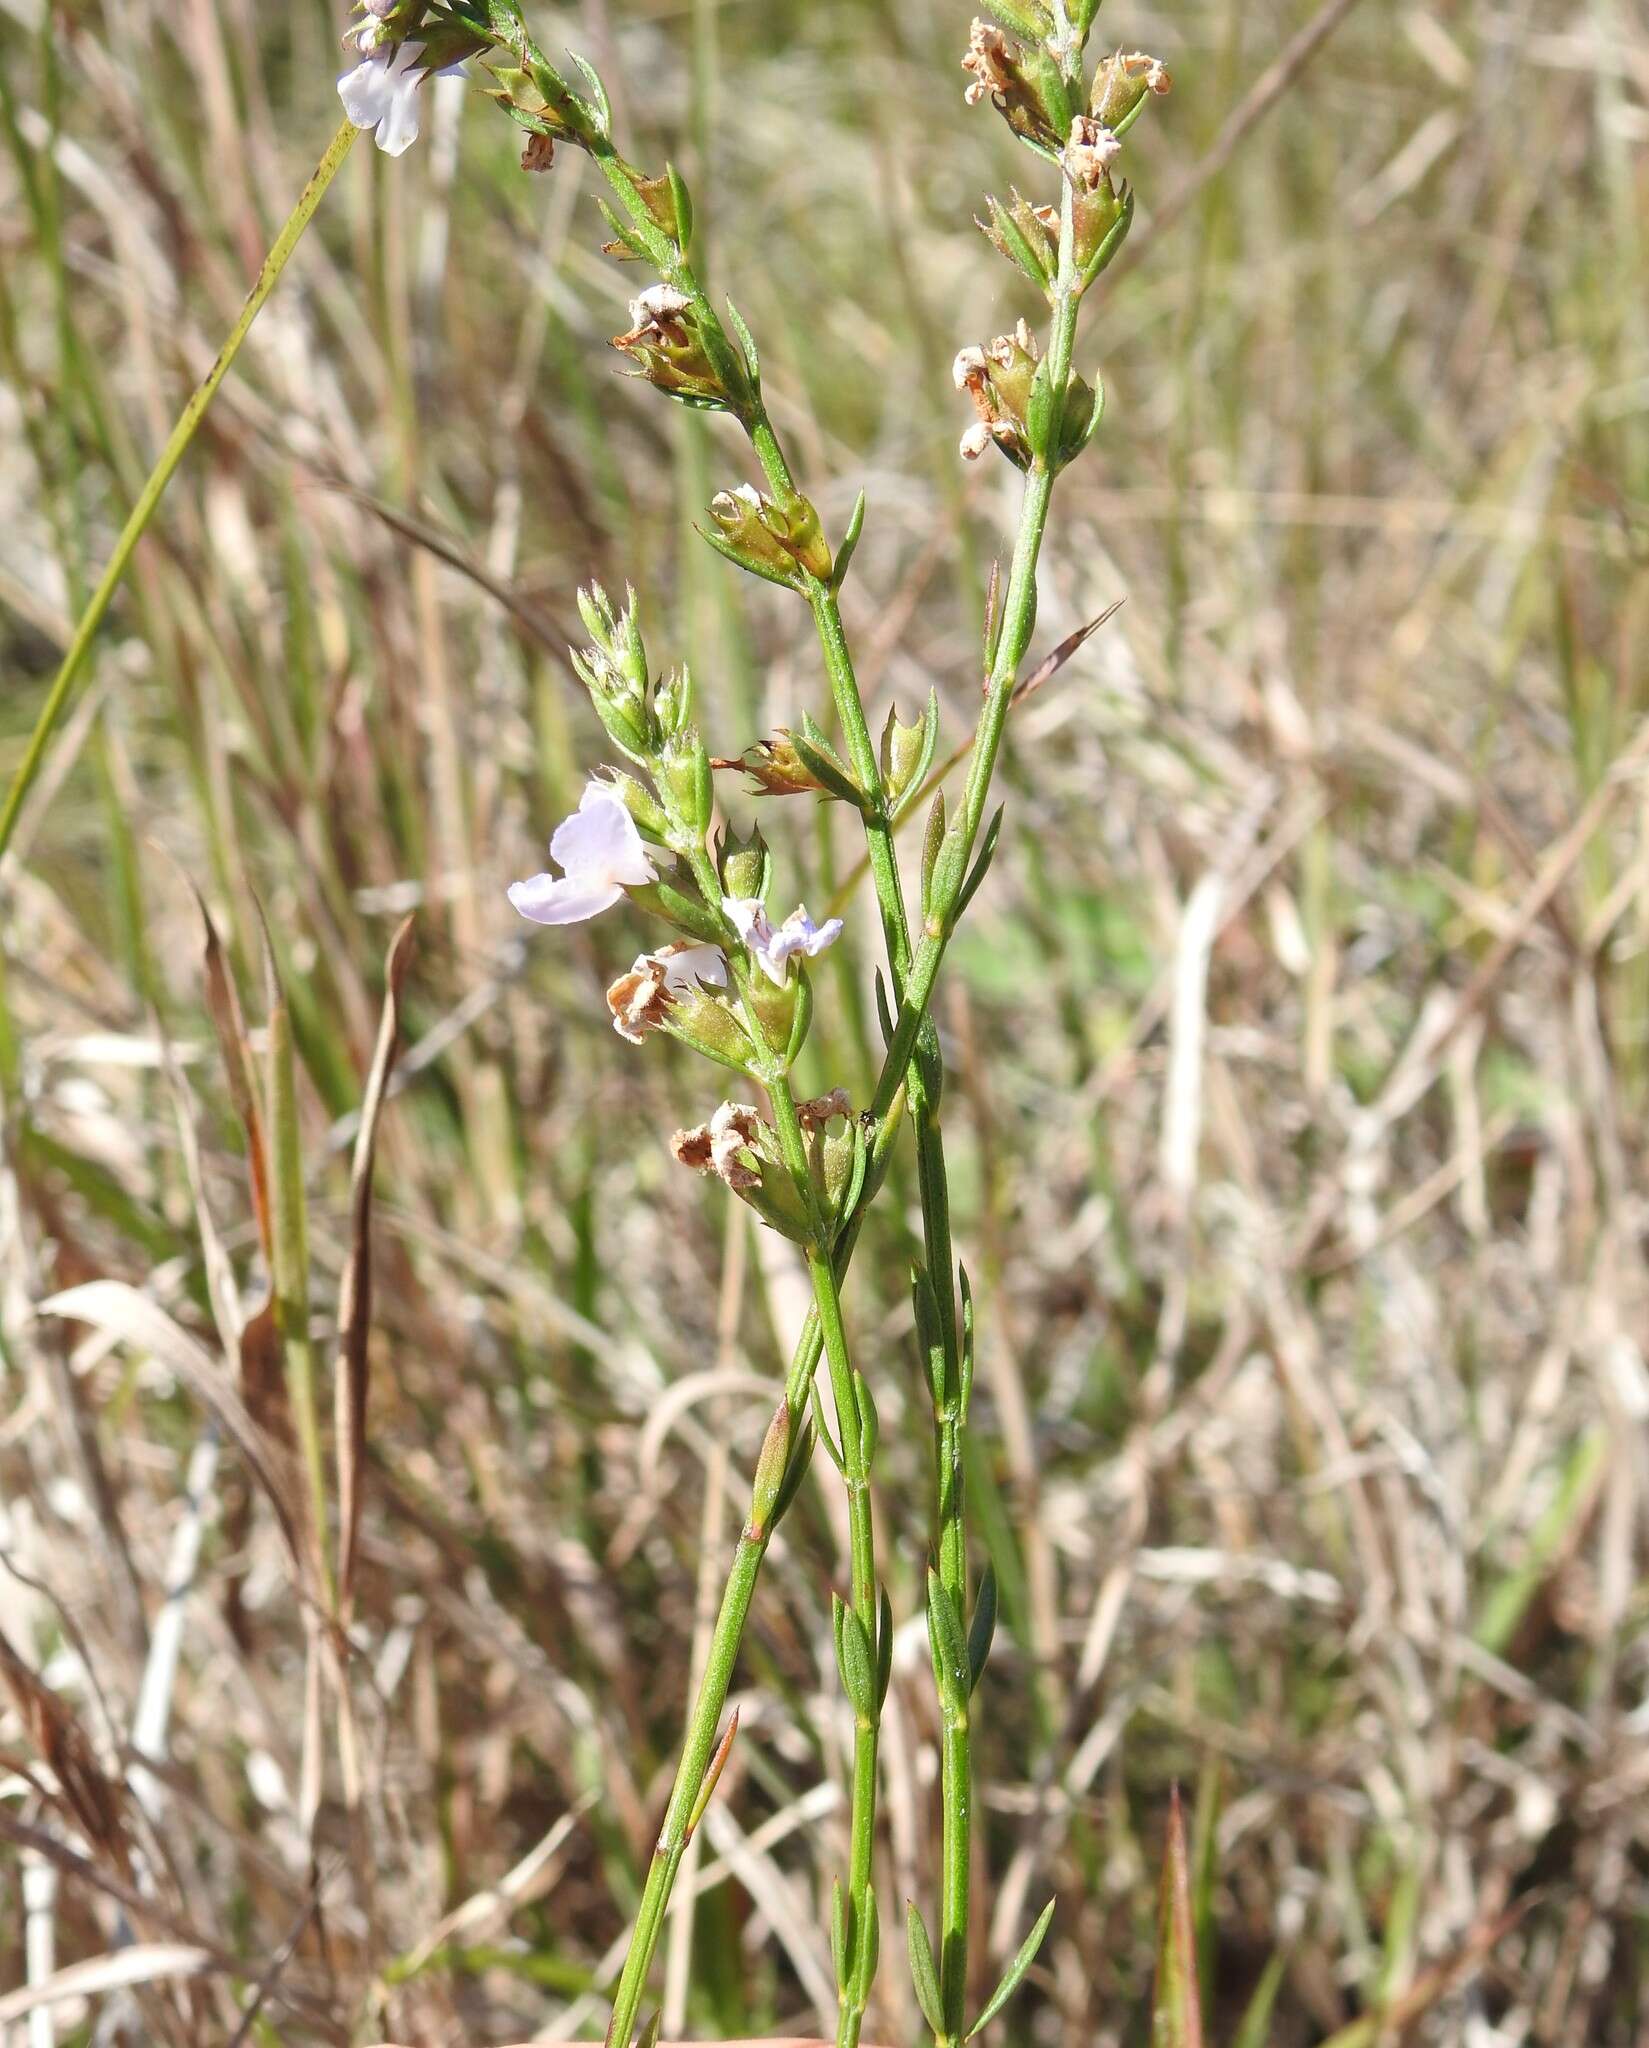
top-left (1073, 178), bottom-right (1131, 283)
top-left (662, 980), bottom-right (758, 1072)
top-left (879, 693), bottom-right (940, 817)
top-left (654, 664), bottom-right (695, 739)
top-left (715, 823), bottom-right (771, 902)
top-left (572, 584), bottom-right (658, 757)
top-left (656, 731), bottom-right (712, 836)
top-left (742, 968), bottom-right (803, 1059)
top-left (604, 770), bottom-right (670, 841)
top-left (977, 190), bottom-right (1058, 291)
top-left (747, 1400), bottom-right (791, 1538)
top-left (703, 484), bottom-right (833, 587)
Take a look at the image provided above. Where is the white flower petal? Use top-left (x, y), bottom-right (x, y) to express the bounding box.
top-left (507, 872), bottom-right (624, 925)
top-left (721, 895), bottom-right (770, 945)
top-left (337, 41), bottom-right (426, 156)
top-left (337, 53), bottom-right (396, 128)
top-left (661, 944), bottom-right (728, 993)
top-left (793, 913), bottom-right (844, 959)
top-left (550, 783), bottom-right (657, 888)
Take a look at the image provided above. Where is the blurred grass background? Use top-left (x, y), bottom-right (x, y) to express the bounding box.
top-left (1, 0), bottom-right (1648, 2041)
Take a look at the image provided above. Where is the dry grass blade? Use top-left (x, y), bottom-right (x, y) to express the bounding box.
top-left (0, 1624), bottom-right (132, 1879)
top-left (1316, 1899), bottom-right (1532, 2047)
top-left (35, 1281), bottom-right (304, 1571)
top-left (0, 1944), bottom-right (214, 2024)
top-left (1008, 600), bottom-right (1126, 706)
top-left (335, 914), bottom-right (416, 1620)
top-left (190, 883), bottom-right (272, 1260)
top-left (0, 1813), bottom-right (345, 2042)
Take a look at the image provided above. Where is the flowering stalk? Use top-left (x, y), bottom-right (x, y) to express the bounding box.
top-left (450, 1), bottom-right (1170, 2038)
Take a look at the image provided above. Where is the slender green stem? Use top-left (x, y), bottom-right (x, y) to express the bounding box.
top-left (0, 119), bottom-right (359, 865)
top-left (604, 1525), bottom-right (770, 2048)
top-left (763, 1072), bottom-right (882, 2048)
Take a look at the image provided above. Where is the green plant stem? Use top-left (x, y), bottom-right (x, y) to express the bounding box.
top-left (767, 1080), bottom-right (882, 2048)
top-left (0, 119), bottom-right (359, 866)
top-left (604, 1523), bottom-right (771, 2047)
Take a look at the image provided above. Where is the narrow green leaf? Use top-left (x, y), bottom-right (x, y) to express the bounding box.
top-left (566, 50), bottom-right (611, 132)
top-left (966, 1896), bottom-right (1055, 2038)
top-left (873, 966), bottom-right (895, 1047)
top-left (967, 1561), bottom-right (998, 1694)
top-left (831, 1877), bottom-right (850, 1991)
top-left (811, 1383), bottom-right (847, 1475)
top-left (258, 904), bottom-right (327, 1601)
top-left (854, 1882), bottom-right (880, 2001)
top-left (925, 1568), bottom-right (969, 1715)
top-left (834, 1594), bottom-right (877, 1722)
top-left (875, 1583), bottom-right (895, 1710)
top-left (685, 1708), bottom-right (739, 1839)
top-left (723, 296), bottom-right (761, 385)
top-left (905, 1900), bottom-right (945, 2037)
top-left (1229, 1947), bottom-right (1287, 2048)
top-left (920, 792), bottom-right (947, 917)
top-left (830, 489), bottom-right (867, 590)
top-left (768, 1410), bottom-right (817, 1529)
top-left (852, 1368), bottom-right (879, 1469)
top-left (952, 804), bottom-right (1006, 924)
top-left (665, 161), bottom-right (694, 254)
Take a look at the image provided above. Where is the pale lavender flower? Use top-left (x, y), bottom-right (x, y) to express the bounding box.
top-left (509, 782), bottom-right (658, 926)
top-left (338, 40), bottom-right (434, 157)
top-left (722, 895), bottom-right (845, 985)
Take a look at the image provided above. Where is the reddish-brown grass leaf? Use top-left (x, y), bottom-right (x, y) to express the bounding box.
top-left (1152, 1786), bottom-right (1204, 2048)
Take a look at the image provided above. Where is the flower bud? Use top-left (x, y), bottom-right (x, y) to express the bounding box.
top-left (656, 730), bottom-right (713, 836)
top-left (747, 1401), bottom-right (791, 1539)
top-left (1073, 177), bottom-right (1131, 283)
top-left (703, 484), bottom-right (833, 588)
top-left (742, 968), bottom-right (805, 1060)
top-left (879, 693), bottom-right (939, 817)
top-left (977, 190), bottom-right (1058, 291)
top-left (604, 769), bottom-right (671, 842)
top-left (662, 979), bottom-right (758, 1072)
top-left (653, 665), bottom-right (695, 740)
top-left (572, 583), bottom-right (658, 757)
top-left (715, 823), bottom-right (771, 902)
